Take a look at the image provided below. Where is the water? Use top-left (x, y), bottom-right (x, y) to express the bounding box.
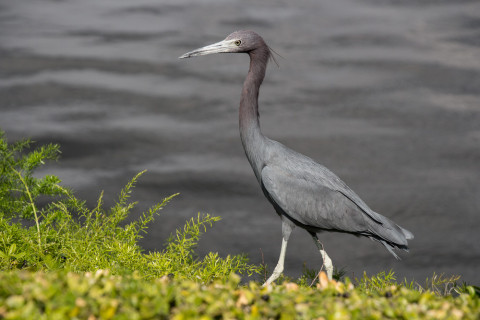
top-left (1, 0), bottom-right (479, 284)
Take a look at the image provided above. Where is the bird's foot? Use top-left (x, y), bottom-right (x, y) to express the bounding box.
top-left (262, 265), bottom-right (283, 287)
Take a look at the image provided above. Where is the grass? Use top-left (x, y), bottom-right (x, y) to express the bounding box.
top-left (0, 129), bottom-right (479, 319)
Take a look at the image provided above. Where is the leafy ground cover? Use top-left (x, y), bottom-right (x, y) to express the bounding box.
top-left (0, 270), bottom-right (479, 319)
top-left (0, 129), bottom-right (479, 319)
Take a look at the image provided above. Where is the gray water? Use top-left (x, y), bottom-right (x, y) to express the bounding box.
top-left (1, 0), bottom-right (479, 284)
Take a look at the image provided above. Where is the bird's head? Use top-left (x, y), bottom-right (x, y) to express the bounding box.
top-left (179, 30), bottom-right (267, 59)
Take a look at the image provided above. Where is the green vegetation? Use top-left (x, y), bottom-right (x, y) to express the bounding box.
top-left (0, 129), bottom-right (479, 319)
top-left (0, 270), bottom-right (479, 319)
top-left (0, 130), bottom-right (259, 280)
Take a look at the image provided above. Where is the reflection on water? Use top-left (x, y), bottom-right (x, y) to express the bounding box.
top-left (1, 0), bottom-right (480, 283)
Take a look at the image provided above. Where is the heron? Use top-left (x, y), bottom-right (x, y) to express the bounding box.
top-left (179, 30), bottom-right (413, 286)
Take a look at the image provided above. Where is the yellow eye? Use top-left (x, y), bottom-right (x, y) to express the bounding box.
top-left (235, 40), bottom-right (241, 46)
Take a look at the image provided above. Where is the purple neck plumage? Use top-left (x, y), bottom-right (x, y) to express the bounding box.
top-left (239, 45), bottom-right (270, 180)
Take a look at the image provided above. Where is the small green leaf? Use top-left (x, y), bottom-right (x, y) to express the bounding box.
top-left (8, 243), bottom-right (16, 256)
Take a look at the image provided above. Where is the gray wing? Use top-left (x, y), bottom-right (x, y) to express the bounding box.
top-left (261, 164), bottom-right (375, 233)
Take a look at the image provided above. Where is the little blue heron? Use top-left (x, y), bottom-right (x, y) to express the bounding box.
top-left (179, 30), bottom-right (413, 286)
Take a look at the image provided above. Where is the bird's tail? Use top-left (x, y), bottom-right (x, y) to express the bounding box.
top-left (368, 212), bottom-right (414, 259)
top-left (399, 225), bottom-right (414, 240)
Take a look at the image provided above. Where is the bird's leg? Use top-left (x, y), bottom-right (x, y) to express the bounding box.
top-left (262, 219), bottom-right (294, 287)
top-left (310, 232), bottom-right (334, 280)
top-left (262, 238), bottom-right (287, 287)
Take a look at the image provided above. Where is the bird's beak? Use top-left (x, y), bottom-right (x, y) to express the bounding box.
top-left (179, 39), bottom-right (235, 59)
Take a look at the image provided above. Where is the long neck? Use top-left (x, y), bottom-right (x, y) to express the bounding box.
top-left (239, 46), bottom-right (270, 181)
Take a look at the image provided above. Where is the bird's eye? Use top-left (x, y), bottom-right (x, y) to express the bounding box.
top-left (235, 40), bottom-right (241, 46)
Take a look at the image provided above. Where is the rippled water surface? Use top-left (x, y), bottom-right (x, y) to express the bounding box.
top-left (1, 0), bottom-right (479, 283)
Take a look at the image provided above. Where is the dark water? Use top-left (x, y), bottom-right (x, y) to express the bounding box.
top-left (1, 0), bottom-right (479, 283)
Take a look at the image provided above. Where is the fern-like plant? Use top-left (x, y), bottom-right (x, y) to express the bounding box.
top-left (0, 129), bottom-right (260, 281)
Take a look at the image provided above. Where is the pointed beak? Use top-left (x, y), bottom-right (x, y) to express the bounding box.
top-left (179, 39), bottom-right (234, 59)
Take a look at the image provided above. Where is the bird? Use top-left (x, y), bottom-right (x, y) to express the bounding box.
top-left (179, 30), bottom-right (413, 286)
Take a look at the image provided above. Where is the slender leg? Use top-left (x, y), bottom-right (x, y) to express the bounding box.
top-left (262, 219), bottom-right (294, 287)
top-left (310, 232), bottom-right (334, 280)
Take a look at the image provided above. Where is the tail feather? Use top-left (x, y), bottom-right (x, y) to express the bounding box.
top-left (366, 212), bottom-right (413, 259)
top-left (381, 240), bottom-right (400, 260)
top-left (369, 237), bottom-right (409, 259)
top-left (368, 212), bottom-right (413, 245)
top-left (399, 226), bottom-right (414, 240)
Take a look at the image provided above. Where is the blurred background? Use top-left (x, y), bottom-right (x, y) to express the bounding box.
top-left (1, 0), bottom-right (479, 283)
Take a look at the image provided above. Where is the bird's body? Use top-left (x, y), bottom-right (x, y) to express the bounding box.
top-left (180, 30), bottom-right (413, 285)
top-left (256, 138), bottom-right (410, 244)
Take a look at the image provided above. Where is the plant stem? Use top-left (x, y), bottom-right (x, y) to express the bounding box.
top-left (13, 168), bottom-right (42, 248)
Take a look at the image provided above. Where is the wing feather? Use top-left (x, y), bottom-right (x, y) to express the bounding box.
top-left (259, 140), bottom-right (411, 248)
top-left (261, 165), bottom-right (371, 233)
